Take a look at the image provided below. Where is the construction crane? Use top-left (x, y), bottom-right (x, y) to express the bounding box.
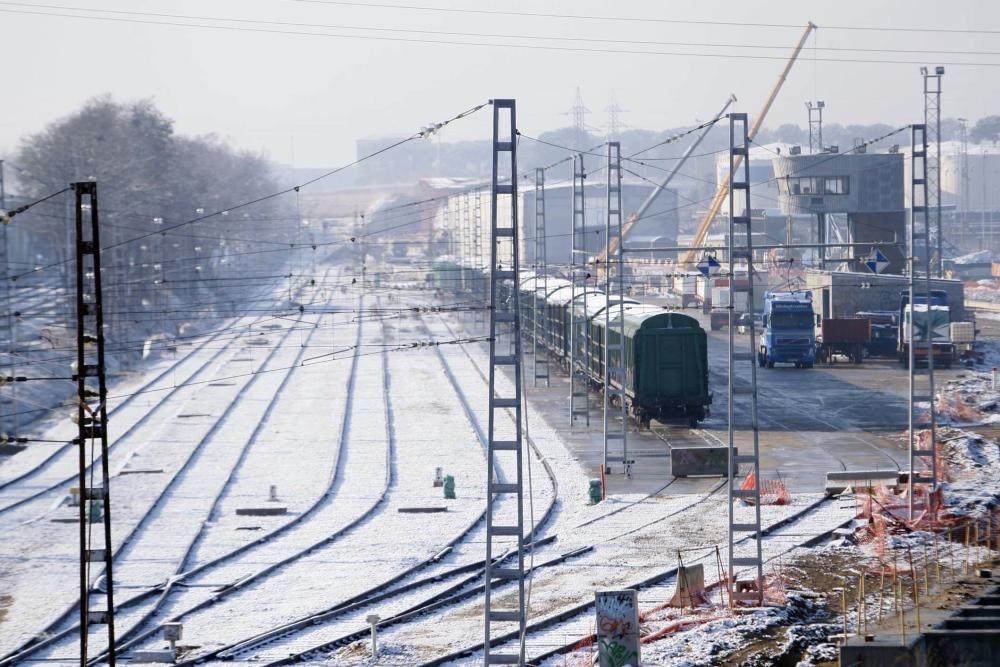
top-left (594, 94), bottom-right (736, 273)
top-left (677, 21), bottom-right (817, 271)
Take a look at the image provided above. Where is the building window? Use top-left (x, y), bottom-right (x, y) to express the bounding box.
top-left (784, 175), bottom-right (849, 196)
top-left (824, 176), bottom-right (849, 195)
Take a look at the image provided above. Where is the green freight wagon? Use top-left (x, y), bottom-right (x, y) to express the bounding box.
top-left (606, 307), bottom-right (712, 427)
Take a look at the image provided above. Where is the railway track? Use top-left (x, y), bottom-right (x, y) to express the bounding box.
top-left (0, 277), bottom-right (331, 661)
top-left (425, 490), bottom-right (856, 666)
top-left (0, 277), bottom-right (297, 515)
top-left (0, 309), bottom-right (310, 662)
top-left (246, 312), bottom-right (743, 665)
top-left (91, 301), bottom-right (375, 663)
top-left (153, 305), bottom-right (553, 665)
top-left (304, 309), bottom-right (860, 665)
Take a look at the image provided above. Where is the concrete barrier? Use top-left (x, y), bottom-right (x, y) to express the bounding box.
top-left (825, 470), bottom-right (900, 495)
top-left (236, 506), bottom-right (287, 516)
top-left (670, 447), bottom-right (736, 477)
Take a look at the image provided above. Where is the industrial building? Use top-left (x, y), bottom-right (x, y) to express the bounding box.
top-left (708, 144), bottom-right (907, 275)
top-left (772, 150), bottom-right (907, 274)
top-left (519, 180), bottom-right (679, 265)
top-left (431, 179), bottom-right (679, 269)
top-left (908, 141), bottom-right (1000, 254)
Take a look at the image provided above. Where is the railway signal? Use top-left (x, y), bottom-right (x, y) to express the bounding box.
top-left (865, 248), bottom-right (889, 275)
top-left (697, 254), bottom-right (722, 277)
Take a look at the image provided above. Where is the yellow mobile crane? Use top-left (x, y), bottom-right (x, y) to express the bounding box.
top-left (593, 22), bottom-right (816, 273)
top-left (677, 21), bottom-right (817, 271)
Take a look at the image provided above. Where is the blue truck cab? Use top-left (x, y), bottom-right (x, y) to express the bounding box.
top-left (758, 291), bottom-right (817, 368)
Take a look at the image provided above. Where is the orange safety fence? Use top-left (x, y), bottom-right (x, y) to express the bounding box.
top-left (739, 471), bottom-right (792, 505)
top-left (936, 394), bottom-right (979, 424)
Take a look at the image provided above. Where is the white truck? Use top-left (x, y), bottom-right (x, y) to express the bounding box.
top-left (900, 303), bottom-right (954, 369)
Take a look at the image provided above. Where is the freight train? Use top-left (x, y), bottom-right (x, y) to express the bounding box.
top-left (436, 261), bottom-right (712, 427)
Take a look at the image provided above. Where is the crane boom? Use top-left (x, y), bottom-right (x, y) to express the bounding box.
top-left (595, 94), bottom-right (736, 271)
top-left (678, 21), bottom-right (817, 270)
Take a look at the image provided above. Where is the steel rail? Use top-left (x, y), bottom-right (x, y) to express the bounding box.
top-left (0, 279), bottom-right (310, 664)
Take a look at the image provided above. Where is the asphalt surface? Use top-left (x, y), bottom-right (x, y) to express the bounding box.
top-left (516, 309), bottom-right (976, 497)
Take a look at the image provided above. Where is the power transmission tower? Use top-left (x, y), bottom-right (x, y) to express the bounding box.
top-left (533, 168), bottom-right (549, 386)
top-left (806, 100), bottom-right (824, 154)
top-left (569, 88), bottom-right (591, 150)
top-left (569, 153), bottom-right (590, 425)
top-left (483, 99), bottom-right (526, 666)
top-left (72, 181), bottom-right (117, 666)
top-left (726, 114), bottom-right (764, 607)
top-left (908, 123), bottom-right (938, 520)
top-left (605, 93), bottom-right (627, 141)
top-left (603, 142), bottom-right (629, 477)
top-left (922, 67), bottom-right (944, 275)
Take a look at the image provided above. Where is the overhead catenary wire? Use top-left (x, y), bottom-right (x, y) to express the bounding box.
top-left (15, 1), bottom-right (1000, 56)
top-left (291, 0), bottom-right (1000, 36)
top-left (6, 100), bottom-right (491, 281)
top-left (4, 6), bottom-right (1000, 67)
top-left (0, 186), bottom-right (72, 223)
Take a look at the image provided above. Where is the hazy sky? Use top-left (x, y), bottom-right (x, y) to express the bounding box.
top-left (2, 0), bottom-right (999, 168)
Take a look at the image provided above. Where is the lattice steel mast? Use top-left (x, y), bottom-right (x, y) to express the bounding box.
top-left (473, 189), bottom-right (486, 328)
top-left (806, 100), bottom-right (824, 154)
top-left (0, 160), bottom-right (14, 435)
top-left (462, 191), bottom-right (471, 294)
top-left (922, 67), bottom-right (944, 276)
top-left (73, 181), bottom-right (117, 666)
top-left (569, 153), bottom-right (590, 425)
top-left (726, 114), bottom-right (764, 606)
top-left (908, 123), bottom-right (938, 520)
top-left (533, 168), bottom-right (549, 386)
top-left (603, 142), bottom-right (628, 476)
top-left (483, 99), bottom-right (526, 666)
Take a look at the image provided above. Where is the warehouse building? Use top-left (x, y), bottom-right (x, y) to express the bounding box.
top-left (804, 270), bottom-right (965, 321)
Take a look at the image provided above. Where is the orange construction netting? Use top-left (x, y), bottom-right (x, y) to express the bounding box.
top-left (739, 471), bottom-right (792, 505)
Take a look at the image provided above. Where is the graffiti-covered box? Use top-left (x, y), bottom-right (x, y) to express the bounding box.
top-left (595, 589), bottom-right (640, 667)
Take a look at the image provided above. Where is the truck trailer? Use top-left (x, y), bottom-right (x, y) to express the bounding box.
top-left (856, 311), bottom-right (898, 358)
top-left (816, 318), bottom-right (870, 364)
top-left (708, 280), bottom-right (748, 331)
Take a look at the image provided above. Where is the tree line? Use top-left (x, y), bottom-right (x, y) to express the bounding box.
top-left (6, 95), bottom-right (295, 360)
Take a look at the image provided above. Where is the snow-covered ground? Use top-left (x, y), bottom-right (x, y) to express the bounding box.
top-left (7, 275), bottom-right (1000, 666)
